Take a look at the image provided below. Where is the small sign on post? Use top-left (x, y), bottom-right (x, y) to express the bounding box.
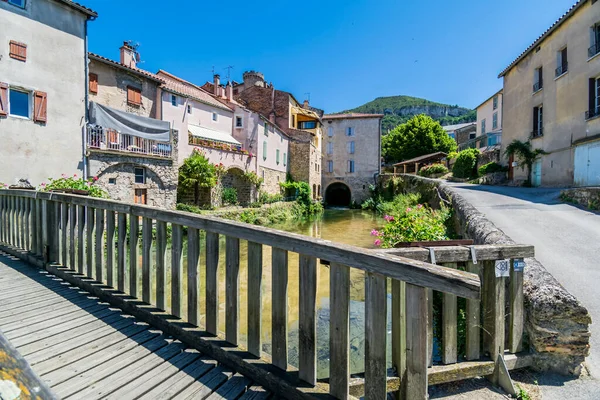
top-left (513, 259), bottom-right (525, 272)
top-left (495, 259), bottom-right (510, 277)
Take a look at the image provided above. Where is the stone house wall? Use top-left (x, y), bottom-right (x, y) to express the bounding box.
top-left (455, 125), bottom-right (477, 146)
top-left (221, 168), bottom-right (257, 206)
top-left (259, 166), bottom-right (286, 196)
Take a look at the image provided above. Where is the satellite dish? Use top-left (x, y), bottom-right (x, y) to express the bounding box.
top-left (135, 52), bottom-right (141, 62)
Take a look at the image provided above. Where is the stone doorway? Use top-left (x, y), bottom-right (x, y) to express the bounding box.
top-left (221, 167), bottom-right (254, 206)
top-left (325, 182), bottom-right (351, 207)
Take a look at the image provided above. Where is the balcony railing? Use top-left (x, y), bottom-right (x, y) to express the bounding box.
top-left (586, 107), bottom-right (600, 120)
top-left (86, 126), bottom-right (172, 158)
top-left (531, 128), bottom-right (544, 138)
top-left (533, 81), bottom-right (543, 92)
top-left (589, 43), bottom-right (600, 58)
top-left (555, 62), bottom-right (568, 77)
top-left (458, 132), bottom-right (502, 151)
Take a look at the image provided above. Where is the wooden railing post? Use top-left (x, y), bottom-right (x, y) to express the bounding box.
top-left (86, 206), bottom-right (95, 277)
top-left (482, 260), bottom-right (506, 385)
top-left (69, 203), bottom-right (77, 271)
top-left (117, 213), bottom-right (126, 291)
top-left (226, 236), bottom-right (240, 346)
top-left (77, 205), bottom-right (85, 274)
top-left (0, 196), bottom-right (6, 244)
top-left (272, 247), bottom-right (289, 370)
top-left (171, 224), bottom-right (183, 318)
top-left (365, 272), bottom-right (387, 399)
top-left (129, 214), bottom-right (139, 297)
top-left (61, 202), bottom-right (68, 267)
top-left (299, 254), bottom-right (317, 385)
top-left (329, 262), bottom-right (350, 399)
top-left (24, 197), bottom-right (30, 251)
top-left (142, 217), bottom-right (154, 304)
top-left (405, 283), bottom-right (428, 399)
top-left (465, 261), bottom-right (481, 360)
top-left (187, 227), bottom-right (200, 325)
top-left (105, 211), bottom-right (115, 286)
top-left (442, 262), bottom-right (458, 364)
top-left (205, 232), bottom-right (220, 335)
top-left (509, 259), bottom-right (524, 353)
top-left (155, 220), bottom-right (167, 310)
top-left (392, 279), bottom-right (406, 399)
top-left (247, 241), bottom-right (263, 357)
top-left (44, 200), bottom-right (59, 263)
top-left (95, 208), bottom-right (105, 282)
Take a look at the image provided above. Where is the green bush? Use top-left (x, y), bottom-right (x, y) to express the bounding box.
top-left (279, 179), bottom-right (322, 215)
top-left (258, 191), bottom-right (283, 204)
top-left (373, 204), bottom-right (450, 247)
top-left (222, 187), bottom-right (238, 205)
top-left (452, 149), bottom-right (480, 179)
top-left (478, 162), bottom-right (507, 176)
top-left (41, 174), bottom-right (108, 198)
top-left (418, 163), bottom-right (449, 177)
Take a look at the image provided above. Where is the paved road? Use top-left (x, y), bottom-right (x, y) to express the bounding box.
top-left (448, 183), bottom-right (600, 399)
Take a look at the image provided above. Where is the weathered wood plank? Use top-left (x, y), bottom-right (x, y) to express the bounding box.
top-left (61, 202), bottom-right (68, 267)
top-left (142, 217), bottom-right (153, 304)
top-left (117, 212), bottom-right (127, 292)
top-left (18, 196), bottom-right (23, 248)
top-left (85, 206), bottom-right (95, 277)
top-left (482, 260), bottom-right (506, 385)
top-left (24, 196), bottom-right (30, 251)
top-left (205, 231), bottom-right (219, 336)
top-left (465, 261), bottom-right (481, 361)
top-left (427, 288), bottom-right (433, 368)
top-left (299, 254), bottom-right (317, 385)
top-left (406, 283), bottom-right (428, 400)
top-left (105, 210), bottom-right (115, 287)
top-left (129, 214), bottom-right (139, 298)
top-left (171, 224), bottom-right (183, 318)
top-left (272, 247), bottom-right (288, 370)
top-left (378, 245), bottom-right (535, 263)
top-left (226, 236), bottom-right (240, 346)
top-left (155, 220), bottom-right (167, 310)
top-left (188, 227), bottom-right (200, 326)
top-left (204, 373), bottom-right (252, 400)
top-left (391, 279), bottom-right (406, 398)
top-left (36, 199), bottom-right (43, 256)
top-left (443, 262), bottom-right (458, 365)
top-left (365, 272), bottom-right (387, 399)
top-left (509, 259), bottom-right (524, 353)
top-left (69, 202), bottom-right (77, 272)
top-left (95, 208), bottom-right (105, 282)
top-left (330, 262), bottom-right (350, 399)
top-left (77, 204), bottom-right (85, 274)
top-left (247, 241), bottom-right (263, 357)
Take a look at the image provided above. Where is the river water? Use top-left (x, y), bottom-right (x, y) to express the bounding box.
top-left (149, 209), bottom-right (385, 378)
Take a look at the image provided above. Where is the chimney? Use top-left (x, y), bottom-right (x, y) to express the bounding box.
top-left (269, 111), bottom-right (276, 124)
top-left (213, 74), bottom-right (220, 96)
top-left (120, 41), bottom-right (136, 69)
top-left (303, 100), bottom-right (310, 109)
top-left (226, 83), bottom-right (233, 101)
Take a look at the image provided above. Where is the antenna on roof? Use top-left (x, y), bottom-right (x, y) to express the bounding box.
top-left (304, 92), bottom-right (311, 102)
top-left (224, 65), bottom-right (234, 82)
top-left (211, 66), bottom-right (215, 76)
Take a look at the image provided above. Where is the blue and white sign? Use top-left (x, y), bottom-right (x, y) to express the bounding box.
top-left (514, 259), bottom-right (525, 272)
top-left (495, 259), bottom-right (511, 277)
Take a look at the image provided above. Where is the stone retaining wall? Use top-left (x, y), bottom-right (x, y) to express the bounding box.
top-left (378, 173), bottom-right (591, 375)
top-left (561, 187), bottom-right (600, 210)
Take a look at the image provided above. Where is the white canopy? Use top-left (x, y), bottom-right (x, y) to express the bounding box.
top-left (188, 124), bottom-right (241, 146)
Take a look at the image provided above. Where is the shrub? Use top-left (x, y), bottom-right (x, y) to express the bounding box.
top-left (222, 187), bottom-right (238, 205)
top-left (478, 162), bottom-right (507, 176)
top-left (452, 149), bottom-right (480, 179)
top-left (41, 174), bottom-right (108, 198)
top-left (178, 150), bottom-right (217, 206)
top-left (258, 191), bottom-right (284, 204)
top-left (418, 163), bottom-right (449, 177)
top-left (279, 179), bottom-right (322, 215)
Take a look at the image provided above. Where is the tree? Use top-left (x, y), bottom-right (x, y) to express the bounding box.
top-left (504, 140), bottom-right (547, 186)
top-left (178, 150), bottom-right (217, 205)
top-left (382, 114), bottom-right (457, 163)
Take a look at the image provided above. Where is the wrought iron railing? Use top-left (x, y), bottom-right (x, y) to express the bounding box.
top-left (555, 62), bottom-right (568, 77)
top-left (531, 128), bottom-right (544, 138)
top-left (589, 43), bottom-right (600, 58)
top-left (585, 107), bottom-right (600, 120)
top-left (533, 81), bottom-right (543, 92)
top-left (86, 126), bottom-right (172, 158)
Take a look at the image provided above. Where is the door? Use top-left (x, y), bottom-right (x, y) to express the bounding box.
top-left (134, 189), bottom-right (147, 204)
top-left (531, 160), bottom-right (542, 187)
top-left (574, 142), bottom-right (600, 186)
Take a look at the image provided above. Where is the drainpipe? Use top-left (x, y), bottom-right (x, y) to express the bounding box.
top-left (82, 16), bottom-right (95, 180)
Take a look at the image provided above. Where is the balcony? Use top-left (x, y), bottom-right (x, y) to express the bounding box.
top-left (86, 126), bottom-right (172, 158)
top-left (457, 132), bottom-right (502, 152)
top-left (533, 81), bottom-right (543, 93)
top-left (531, 128), bottom-right (544, 138)
top-left (586, 106), bottom-right (600, 121)
top-left (555, 62), bottom-right (568, 77)
top-left (589, 43), bottom-right (600, 58)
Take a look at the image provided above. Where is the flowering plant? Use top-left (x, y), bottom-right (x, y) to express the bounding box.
top-left (0, 182), bottom-right (7, 189)
top-left (40, 174), bottom-right (108, 198)
top-left (374, 204), bottom-right (449, 247)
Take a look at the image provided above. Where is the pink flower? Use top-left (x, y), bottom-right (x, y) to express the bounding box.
top-left (384, 215), bottom-right (394, 222)
top-left (374, 239), bottom-right (382, 246)
top-left (417, 204), bottom-right (423, 209)
top-left (40, 182), bottom-right (46, 187)
top-left (93, 176), bottom-right (99, 181)
top-left (61, 173), bottom-right (67, 178)
top-left (86, 181), bottom-right (92, 186)
top-left (406, 207), bottom-right (412, 212)
top-left (73, 174), bottom-right (77, 178)
top-left (370, 229), bottom-right (379, 237)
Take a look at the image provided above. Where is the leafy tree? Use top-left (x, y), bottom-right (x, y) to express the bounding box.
top-left (504, 140), bottom-right (547, 185)
top-left (452, 149), bottom-right (480, 179)
top-left (382, 114), bottom-right (457, 163)
top-left (178, 150), bottom-right (217, 206)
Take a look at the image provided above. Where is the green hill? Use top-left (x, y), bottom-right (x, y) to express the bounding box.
top-left (341, 95), bottom-right (476, 133)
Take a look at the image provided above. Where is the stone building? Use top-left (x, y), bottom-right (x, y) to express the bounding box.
top-left (87, 43), bottom-right (176, 208)
top-left (499, 0), bottom-right (600, 186)
top-left (443, 122), bottom-right (476, 147)
top-left (0, 0), bottom-right (97, 185)
top-left (321, 113), bottom-right (383, 206)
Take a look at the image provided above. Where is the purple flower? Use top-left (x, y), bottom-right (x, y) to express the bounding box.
top-left (370, 229), bottom-right (380, 237)
top-left (374, 239), bottom-right (382, 246)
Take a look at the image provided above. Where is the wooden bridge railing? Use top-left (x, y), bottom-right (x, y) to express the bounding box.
top-left (0, 190), bottom-right (532, 399)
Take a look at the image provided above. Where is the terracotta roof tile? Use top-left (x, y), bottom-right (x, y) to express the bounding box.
top-left (157, 70), bottom-right (233, 111)
top-left (55, 0), bottom-right (97, 17)
top-left (88, 52), bottom-right (163, 82)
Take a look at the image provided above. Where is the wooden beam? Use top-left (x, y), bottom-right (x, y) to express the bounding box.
top-left (187, 227), bottom-right (200, 326)
top-left (509, 259), bottom-right (524, 353)
top-left (205, 232), bottom-right (220, 336)
top-left (226, 236), bottom-right (240, 346)
top-left (465, 261), bottom-right (481, 361)
top-left (272, 247), bottom-right (288, 370)
top-left (299, 254), bottom-right (317, 385)
top-left (378, 245), bottom-right (534, 263)
top-left (442, 263), bottom-right (457, 365)
top-left (391, 279), bottom-right (406, 399)
top-left (171, 224), bottom-right (183, 318)
top-left (365, 272), bottom-right (387, 399)
top-left (247, 241), bottom-right (263, 357)
top-left (329, 263), bottom-right (350, 399)
top-left (155, 220), bottom-right (167, 310)
top-left (142, 217), bottom-right (153, 304)
top-left (406, 284), bottom-right (428, 399)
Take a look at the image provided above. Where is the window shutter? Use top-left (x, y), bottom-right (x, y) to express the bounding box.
top-left (9, 41), bottom-right (27, 62)
top-left (533, 107), bottom-right (538, 132)
top-left (89, 73), bottom-right (98, 93)
top-left (34, 91), bottom-right (47, 123)
top-left (539, 66), bottom-right (543, 87)
top-left (590, 79), bottom-right (596, 113)
top-left (0, 82), bottom-right (7, 117)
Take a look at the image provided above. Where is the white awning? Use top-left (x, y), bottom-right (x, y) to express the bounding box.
top-left (188, 124), bottom-right (241, 146)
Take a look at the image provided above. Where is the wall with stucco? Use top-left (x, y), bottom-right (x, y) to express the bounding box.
top-left (502, 0), bottom-right (600, 186)
top-left (477, 91), bottom-right (503, 136)
top-left (0, 0), bottom-right (87, 185)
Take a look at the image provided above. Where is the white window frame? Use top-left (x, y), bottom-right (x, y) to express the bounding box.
top-left (263, 140), bottom-right (267, 161)
top-left (212, 112), bottom-right (218, 122)
top-left (346, 127), bottom-right (354, 136)
top-left (134, 167), bottom-right (146, 184)
top-left (595, 77), bottom-right (600, 110)
top-left (493, 96), bottom-right (498, 110)
top-left (264, 122), bottom-right (269, 136)
top-left (235, 115), bottom-right (243, 128)
top-left (327, 160), bottom-right (333, 173)
top-left (328, 126), bottom-right (334, 137)
top-left (171, 94), bottom-right (177, 107)
top-left (8, 86), bottom-right (31, 119)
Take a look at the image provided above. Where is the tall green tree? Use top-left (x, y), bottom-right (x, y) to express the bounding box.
top-left (504, 140), bottom-right (546, 186)
top-left (382, 114), bottom-right (457, 163)
top-left (178, 150), bottom-right (217, 205)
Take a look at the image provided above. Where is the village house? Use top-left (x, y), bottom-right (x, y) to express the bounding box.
top-left (500, 0), bottom-right (600, 186)
top-left (321, 113), bottom-right (383, 206)
top-left (443, 122), bottom-right (476, 147)
top-left (87, 42), bottom-right (176, 208)
top-left (0, 0), bottom-right (96, 185)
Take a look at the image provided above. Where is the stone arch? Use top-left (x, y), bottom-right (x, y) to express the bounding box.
top-left (325, 182), bottom-right (352, 207)
top-left (221, 167), bottom-right (254, 206)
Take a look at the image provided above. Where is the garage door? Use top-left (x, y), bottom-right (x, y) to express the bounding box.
top-left (574, 141), bottom-right (600, 186)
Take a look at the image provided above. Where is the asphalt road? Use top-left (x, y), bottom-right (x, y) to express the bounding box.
top-left (448, 183), bottom-right (600, 399)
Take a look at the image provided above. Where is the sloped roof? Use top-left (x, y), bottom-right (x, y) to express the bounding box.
top-left (55, 0), bottom-right (97, 17)
top-left (475, 89), bottom-right (503, 110)
top-left (89, 53), bottom-right (163, 83)
top-left (442, 122), bottom-right (475, 132)
top-left (323, 113), bottom-right (384, 120)
top-left (157, 70), bottom-right (233, 112)
top-left (498, 1), bottom-right (586, 78)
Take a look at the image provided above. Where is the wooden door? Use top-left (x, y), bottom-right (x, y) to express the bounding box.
top-left (134, 189), bottom-right (147, 205)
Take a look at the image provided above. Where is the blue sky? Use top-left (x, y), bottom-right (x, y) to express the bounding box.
top-left (84, 0), bottom-right (575, 112)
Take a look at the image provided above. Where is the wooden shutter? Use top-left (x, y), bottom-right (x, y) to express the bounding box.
top-left (127, 86), bottom-right (141, 106)
top-left (590, 79), bottom-right (596, 114)
top-left (89, 73), bottom-right (98, 94)
top-left (0, 82), bottom-right (7, 117)
top-left (33, 91), bottom-right (47, 123)
top-left (9, 41), bottom-right (27, 62)
top-left (533, 107), bottom-right (538, 133)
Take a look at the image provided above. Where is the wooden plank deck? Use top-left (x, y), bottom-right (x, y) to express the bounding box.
top-left (0, 252), bottom-right (272, 400)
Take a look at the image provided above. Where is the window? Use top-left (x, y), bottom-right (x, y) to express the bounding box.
top-left (263, 141), bottom-right (267, 160)
top-left (348, 160), bottom-right (355, 173)
top-left (493, 95), bottom-right (498, 110)
top-left (283, 153), bottom-right (287, 166)
top-left (89, 73), bottom-right (98, 94)
top-left (212, 112), bottom-right (218, 122)
top-left (469, 132), bottom-right (476, 140)
top-left (276, 149), bottom-right (280, 164)
top-left (327, 160), bottom-right (333, 173)
top-left (492, 112), bottom-right (498, 130)
top-left (315, 163), bottom-right (318, 172)
top-left (127, 86), bottom-right (142, 106)
top-left (298, 120), bottom-right (316, 129)
top-left (187, 104), bottom-right (192, 114)
top-left (533, 67), bottom-right (543, 92)
top-left (587, 77), bottom-right (600, 119)
top-left (108, 178), bottom-right (117, 184)
top-left (348, 141), bottom-right (355, 154)
top-left (134, 189), bottom-right (147, 205)
top-left (328, 127), bottom-right (333, 137)
top-left (346, 127), bottom-right (354, 136)
top-left (264, 122), bottom-right (268, 136)
top-left (327, 142), bottom-right (333, 154)
top-left (556, 47), bottom-right (568, 77)
top-left (7, 0), bottom-right (26, 9)
top-left (590, 23), bottom-right (600, 58)
top-left (235, 116), bottom-right (243, 128)
top-left (481, 119), bottom-right (486, 135)
top-left (9, 88), bottom-right (29, 118)
top-left (171, 94), bottom-right (177, 106)
top-left (134, 167), bottom-right (146, 184)
top-left (291, 115), bottom-right (296, 128)
top-left (9, 41), bottom-right (27, 62)
top-left (533, 105), bottom-right (543, 137)
top-left (448, 132), bottom-right (456, 140)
